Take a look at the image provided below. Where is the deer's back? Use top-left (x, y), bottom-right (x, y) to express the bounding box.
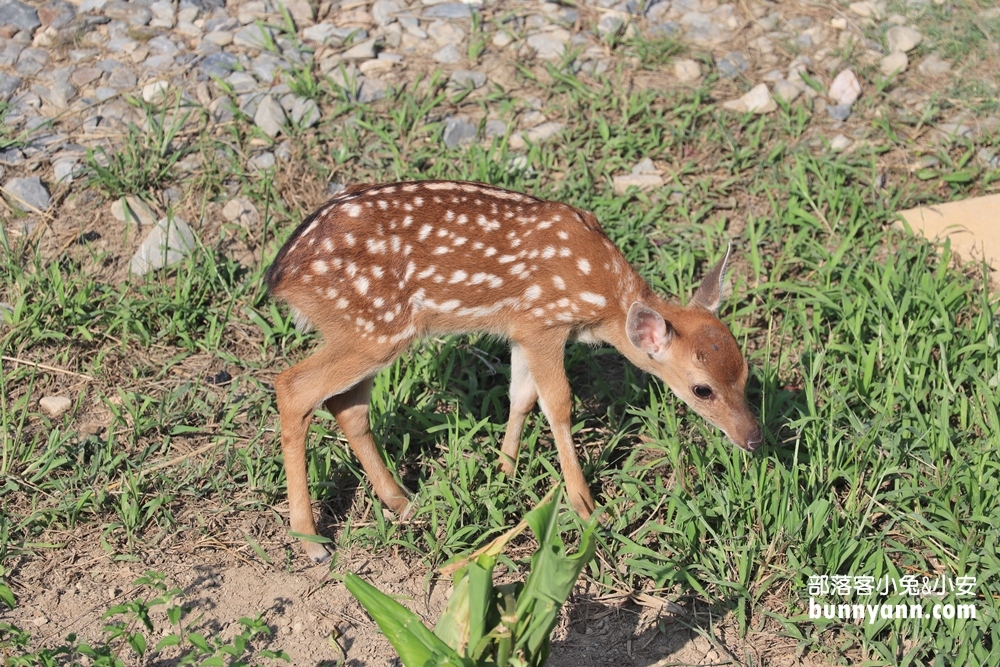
top-left (266, 181), bottom-right (641, 342)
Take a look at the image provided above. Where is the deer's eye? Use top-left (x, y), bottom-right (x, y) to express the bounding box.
top-left (693, 385), bottom-right (713, 400)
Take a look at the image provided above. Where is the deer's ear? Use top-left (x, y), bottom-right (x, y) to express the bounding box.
top-left (691, 243), bottom-right (733, 314)
top-left (626, 303), bottom-right (673, 357)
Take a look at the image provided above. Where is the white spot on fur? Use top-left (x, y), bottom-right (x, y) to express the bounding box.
top-left (424, 182), bottom-right (457, 190)
top-left (378, 200), bottom-right (389, 210)
top-left (322, 238), bottom-right (334, 252)
top-left (577, 258), bottom-right (591, 274)
top-left (557, 230), bottom-right (569, 240)
top-left (434, 246), bottom-right (450, 255)
top-left (449, 270), bottom-right (468, 284)
top-left (355, 276), bottom-right (370, 294)
top-left (347, 204), bottom-right (362, 217)
top-left (417, 266), bottom-right (436, 280)
top-left (419, 224), bottom-right (433, 241)
top-left (499, 254), bottom-right (517, 264)
top-left (525, 284), bottom-right (542, 300)
top-left (344, 233), bottom-right (356, 246)
top-left (580, 292), bottom-right (606, 307)
top-left (312, 260), bottom-right (328, 274)
top-left (559, 247), bottom-right (572, 257)
top-left (372, 266), bottom-right (384, 278)
top-left (541, 246), bottom-right (556, 259)
top-left (553, 276), bottom-right (566, 290)
top-left (367, 238), bottom-right (387, 254)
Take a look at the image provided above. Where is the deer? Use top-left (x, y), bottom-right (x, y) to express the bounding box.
top-left (265, 180), bottom-right (763, 562)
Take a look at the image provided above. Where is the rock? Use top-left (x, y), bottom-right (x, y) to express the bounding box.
top-left (597, 10), bottom-right (628, 37)
top-left (0, 0), bottom-right (41, 33)
top-left (773, 79), bottom-right (802, 103)
top-left (721, 83), bottom-right (776, 114)
top-left (830, 17), bottom-right (848, 29)
top-left (828, 69), bottom-right (861, 106)
top-left (527, 31), bottom-right (570, 59)
top-left (142, 80), bottom-right (169, 103)
top-left (613, 173), bottom-right (664, 194)
top-left (886, 25), bottom-right (921, 53)
top-left (432, 43), bottom-right (461, 63)
top-left (39, 395), bottom-right (72, 418)
top-left (254, 95), bottom-right (286, 137)
top-left (53, 157), bottom-right (79, 183)
top-left (632, 158), bottom-right (657, 175)
top-left (449, 70), bottom-right (486, 89)
top-left (103, 0), bottom-right (152, 26)
top-left (443, 117), bottom-right (476, 148)
top-left (301, 22), bottom-right (339, 44)
top-left (372, 0), bottom-right (401, 26)
top-left (917, 54), bottom-right (951, 76)
top-left (674, 58), bottom-right (701, 82)
top-left (880, 51), bottom-right (908, 75)
top-left (830, 134), bottom-right (851, 151)
top-left (717, 51), bottom-right (748, 79)
top-left (492, 31), bottom-right (514, 48)
top-left (274, 0), bottom-right (312, 26)
top-left (290, 96), bottom-right (320, 127)
top-left (129, 216), bottom-right (198, 276)
top-left (225, 71), bottom-right (257, 94)
top-left (424, 3), bottom-right (472, 19)
top-left (15, 47), bottom-right (48, 76)
top-left (680, 11), bottom-right (730, 46)
top-left (523, 121), bottom-right (563, 142)
top-left (427, 19), bottom-right (465, 45)
top-left (0, 73), bottom-right (22, 101)
top-left (108, 66), bottom-right (137, 90)
top-left (199, 52), bottom-right (239, 78)
top-left (3, 176), bottom-right (50, 211)
top-left (249, 151), bottom-right (275, 170)
top-left (827, 103), bottom-right (852, 121)
top-left (221, 197), bottom-right (259, 226)
top-left (149, 0), bottom-right (175, 28)
top-left (342, 37), bottom-right (378, 59)
top-left (111, 195), bottom-right (157, 226)
top-left (485, 119), bottom-right (506, 137)
top-left (233, 23), bottom-right (275, 49)
top-left (357, 76), bottom-right (389, 102)
top-left (645, 0), bottom-right (671, 22)
top-left (849, 0), bottom-right (884, 18)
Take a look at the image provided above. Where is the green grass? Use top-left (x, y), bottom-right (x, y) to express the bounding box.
top-left (2, 55), bottom-right (999, 666)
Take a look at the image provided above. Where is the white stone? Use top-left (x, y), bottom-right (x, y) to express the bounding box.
top-left (880, 51), bottom-right (908, 75)
top-left (828, 69), bottom-right (861, 106)
top-left (674, 58), bottom-right (701, 82)
top-left (830, 134), bottom-right (852, 151)
top-left (613, 173), bottom-right (664, 194)
top-left (773, 79), bottom-right (802, 103)
top-left (917, 54), bottom-right (951, 76)
top-left (141, 80), bottom-right (169, 103)
top-left (129, 216), bottom-right (197, 275)
top-left (721, 83), bottom-right (776, 114)
top-left (886, 25), bottom-right (922, 53)
top-left (492, 31), bottom-right (514, 48)
top-left (849, 1), bottom-right (884, 18)
top-left (254, 95), bottom-right (286, 138)
top-left (342, 38), bottom-right (378, 59)
top-left (39, 396), bottom-right (72, 418)
top-left (111, 195), bottom-right (157, 226)
top-left (526, 30), bottom-right (571, 60)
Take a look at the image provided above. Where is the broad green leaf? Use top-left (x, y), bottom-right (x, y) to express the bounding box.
top-left (345, 573), bottom-right (470, 667)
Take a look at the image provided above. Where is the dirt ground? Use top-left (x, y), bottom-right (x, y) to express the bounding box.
top-left (2, 508), bottom-right (830, 666)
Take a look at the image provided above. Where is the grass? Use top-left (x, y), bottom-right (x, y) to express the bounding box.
top-left (2, 35), bottom-right (999, 666)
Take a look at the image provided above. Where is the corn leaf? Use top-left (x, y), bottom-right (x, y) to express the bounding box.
top-left (345, 573), bottom-right (471, 667)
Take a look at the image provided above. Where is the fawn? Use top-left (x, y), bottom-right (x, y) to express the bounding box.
top-left (266, 180), bottom-right (762, 562)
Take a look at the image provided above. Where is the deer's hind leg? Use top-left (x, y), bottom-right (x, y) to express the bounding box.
top-left (324, 376), bottom-right (412, 516)
top-left (274, 335), bottom-right (405, 562)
